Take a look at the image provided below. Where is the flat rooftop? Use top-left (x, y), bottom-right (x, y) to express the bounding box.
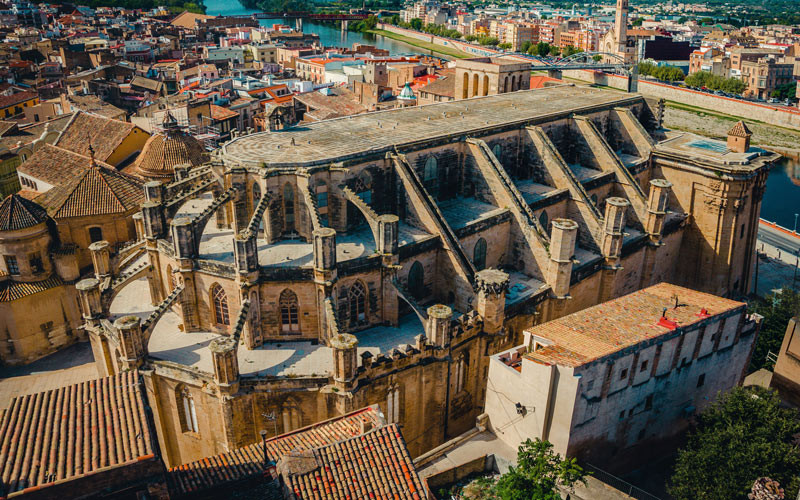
top-left (654, 131), bottom-right (778, 170)
top-left (523, 283), bottom-right (744, 368)
top-left (221, 85), bottom-right (642, 168)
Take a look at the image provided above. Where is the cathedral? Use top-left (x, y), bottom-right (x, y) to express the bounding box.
top-left (64, 85), bottom-right (775, 467)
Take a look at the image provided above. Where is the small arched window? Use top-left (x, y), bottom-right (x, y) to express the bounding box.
top-left (539, 210), bottom-right (549, 230)
top-left (283, 182), bottom-right (295, 229)
top-left (473, 238), bottom-right (487, 271)
top-left (482, 74), bottom-right (489, 96)
top-left (177, 385), bottom-right (198, 433)
top-left (211, 284), bottom-right (229, 326)
top-left (472, 73), bottom-right (479, 97)
top-left (503, 75), bottom-right (509, 93)
top-left (408, 261), bottom-right (424, 300)
top-left (279, 289), bottom-right (299, 333)
top-left (348, 281), bottom-right (367, 324)
top-left (462, 71), bottom-right (469, 99)
top-left (455, 355), bottom-right (468, 393)
top-left (88, 226), bottom-right (103, 243)
top-left (252, 183), bottom-right (261, 208)
top-left (423, 156), bottom-right (438, 197)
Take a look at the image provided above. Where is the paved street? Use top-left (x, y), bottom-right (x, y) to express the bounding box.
top-left (0, 342), bottom-right (99, 410)
top-left (753, 221), bottom-right (800, 296)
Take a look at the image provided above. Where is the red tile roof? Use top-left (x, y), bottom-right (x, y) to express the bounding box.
top-left (0, 274), bottom-right (64, 302)
top-left (209, 104), bottom-right (238, 121)
top-left (53, 111), bottom-right (143, 162)
top-left (524, 283), bottom-right (745, 367)
top-left (168, 405), bottom-right (423, 498)
top-left (728, 120), bottom-right (752, 137)
top-left (0, 371), bottom-right (155, 495)
top-left (18, 144), bottom-right (114, 186)
top-left (0, 193), bottom-right (48, 231)
top-left (0, 91), bottom-right (37, 110)
top-left (35, 164), bottom-right (144, 219)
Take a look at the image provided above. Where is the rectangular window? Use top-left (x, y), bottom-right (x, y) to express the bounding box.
top-left (316, 191), bottom-right (328, 207)
top-left (697, 373), bottom-right (705, 388)
top-left (29, 253), bottom-right (43, 273)
top-left (640, 360), bottom-right (648, 372)
top-left (5, 256), bottom-right (19, 275)
top-left (619, 368), bottom-right (628, 380)
top-left (619, 410), bottom-right (625, 420)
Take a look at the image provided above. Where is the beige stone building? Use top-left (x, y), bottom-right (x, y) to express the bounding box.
top-left (485, 283), bottom-right (760, 472)
top-left (770, 318), bottom-right (800, 406)
top-left (79, 85), bottom-right (776, 468)
top-left (454, 57), bottom-right (531, 99)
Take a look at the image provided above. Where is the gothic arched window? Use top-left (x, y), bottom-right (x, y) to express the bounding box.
top-left (354, 171), bottom-right (372, 204)
top-left (473, 238), bottom-right (487, 271)
top-left (348, 281), bottom-right (367, 324)
top-left (211, 283), bottom-right (229, 326)
top-left (279, 289), bottom-right (299, 333)
top-left (281, 399), bottom-right (302, 433)
top-left (283, 182), bottom-right (295, 230)
top-left (408, 261), bottom-right (424, 300)
top-left (423, 156), bottom-right (438, 197)
top-left (455, 355), bottom-right (468, 393)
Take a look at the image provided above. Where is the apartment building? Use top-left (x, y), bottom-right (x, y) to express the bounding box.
top-left (741, 56), bottom-right (794, 99)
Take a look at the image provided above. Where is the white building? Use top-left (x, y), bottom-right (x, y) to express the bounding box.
top-left (485, 283), bottom-right (760, 472)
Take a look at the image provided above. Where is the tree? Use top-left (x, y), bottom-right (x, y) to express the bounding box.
top-left (498, 42), bottom-right (512, 50)
top-left (477, 439), bottom-right (588, 499)
top-left (678, 16), bottom-right (688, 23)
top-left (409, 17), bottom-right (422, 30)
top-left (632, 17), bottom-right (643, 26)
top-left (520, 41), bottom-right (532, 53)
top-left (592, 54), bottom-right (602, 62)
top-left (669, 386), bottom-right (800, 500)
top-left (748, 288), bottom-right (800, 370)
top-left (535, 41), bottom-right (551, 57)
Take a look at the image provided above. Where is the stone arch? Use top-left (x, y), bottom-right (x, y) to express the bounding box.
top-left (210, 283), bottom-right (230, 326)
top-left (252, 182), bottom-right (261, 208)
top-left (279, 288), bottom-right (299, 333)
top-left (408, 261), bottom-right (424, 300)
top-left (503, 75), bottom-right (509, 93)
top-left (472, 73), bottom-right (479, 97)
top-left (511, 74), bottom-right (517, 92)
top-left (482, 74), bottom-right (489, 96)
top-left (473, 238), bottom-right (487, 271)
top-left (462, 71), bottom-right (469, 99)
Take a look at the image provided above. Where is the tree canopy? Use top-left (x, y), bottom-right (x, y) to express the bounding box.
top-left (669, 386), bottom-right (800, 500)
top-left (638, 61), bottom-right (685, 82)
top-left (685, 70), bottom-right (746, 94)
top-left (466, 439), bottom-right (588, 499)
top-left (748, 288), bottom-right (800, 371)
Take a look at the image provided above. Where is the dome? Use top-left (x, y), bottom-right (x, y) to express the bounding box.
top-left (0, 194), bottom-right (48, 232)
top-left (398, 82), bottom-right (416, 102)
top-left (132, 112), bottom-right (208, 180)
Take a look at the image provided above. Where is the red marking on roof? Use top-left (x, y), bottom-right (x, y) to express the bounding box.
top-left (657, 316), bottom-right (678, 330)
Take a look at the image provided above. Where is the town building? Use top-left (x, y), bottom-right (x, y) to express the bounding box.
top-left (485, 283), bottom-right (760, 471)
top-left (78, 86), bottom-right (777, 469)
top-left (0, 370), bottom-right (169, 499)
top-left (770, 318), bottom-right (800, 406)
top-left (740, 56), bottom-right (795, 100)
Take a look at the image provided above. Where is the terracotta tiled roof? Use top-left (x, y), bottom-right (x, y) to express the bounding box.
top-left (0, 91), bottom-right (37, 110)
top-left (285, 424), bottom-right (425, 500)
top-left (35, 165), bottom-right (144, 219)
top-left (170, 10), bottom-right (215, 29)
top-left (168, 406), bottom-right (394, 496)
top-left (132, 129), bottom-right (207, 180)
top-left (0, 120), bottom-right (18, 136)
top-left (418, 74), bottom-right (454, 98)
top-left (0, 274), bottom-right (64, 302)
top-left (53, 111), bottom-right (141, 161)
top-left (209, 104), bottom-right (238, 121)
top-left (0, 193), bottom-right (48, 231)
top-left (524, 283), bottom-right (745, 368)
top-left (728, 120), bottom-right (752, 138)
top-left (0, 371), bottom-right (154, 495)
top-left (18, 144), bottom-right (114, 186)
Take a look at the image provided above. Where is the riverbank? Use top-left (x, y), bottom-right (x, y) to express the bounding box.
top-left (367, 29), bottom-right (471, 59)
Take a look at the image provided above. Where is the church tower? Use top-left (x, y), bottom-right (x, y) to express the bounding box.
top-left (614, 0), bottom-right (629, 56)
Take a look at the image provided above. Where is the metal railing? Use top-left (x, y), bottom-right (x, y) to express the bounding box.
top-left (582, 463), bottom-right (661, 500)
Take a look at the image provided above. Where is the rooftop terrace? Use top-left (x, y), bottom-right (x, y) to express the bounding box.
top-left (221, 85), bottom-right (642, 168)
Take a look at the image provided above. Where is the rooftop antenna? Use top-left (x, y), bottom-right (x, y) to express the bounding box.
top-left (88, 135), bottom-right (97, 167)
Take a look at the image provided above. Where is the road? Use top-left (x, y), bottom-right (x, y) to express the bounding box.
top-left (758, 221), bottom-right (800, 263)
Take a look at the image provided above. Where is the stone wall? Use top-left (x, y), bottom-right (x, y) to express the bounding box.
top-left (564, 70), bottom-right (800, 131)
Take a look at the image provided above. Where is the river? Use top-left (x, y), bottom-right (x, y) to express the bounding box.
top-left (202, 0), bottom-right (436, 56)
top-left (763, 158), bottom-right (800, 230)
